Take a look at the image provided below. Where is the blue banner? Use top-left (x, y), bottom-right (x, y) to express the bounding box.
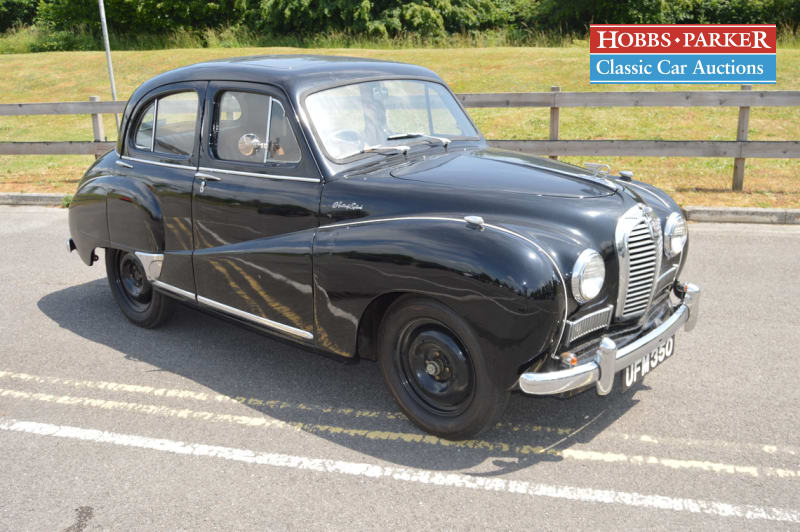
top-left (590, 54), bottom-right (776, 84)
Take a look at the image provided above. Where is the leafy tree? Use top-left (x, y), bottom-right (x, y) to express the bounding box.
top-left (0, 0), bottom-right (37, 32)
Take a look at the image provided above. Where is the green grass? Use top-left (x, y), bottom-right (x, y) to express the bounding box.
top-left (0, 46), bottom-right (798, 208)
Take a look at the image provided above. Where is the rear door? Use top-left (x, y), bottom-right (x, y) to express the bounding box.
top-left (113, 81), bottom-right (205, 295)
top-left (192, 81), bottom-right (322, 343)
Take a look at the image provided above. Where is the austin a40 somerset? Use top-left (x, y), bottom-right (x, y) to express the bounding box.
top-left (68, 56), bottom-right (700, 439)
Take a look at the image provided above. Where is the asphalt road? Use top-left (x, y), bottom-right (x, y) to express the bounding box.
top-left (1, 206), bottom-right (799, 531)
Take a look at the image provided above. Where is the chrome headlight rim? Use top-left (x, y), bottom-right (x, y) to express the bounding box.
top-left (663, 212), bottom-right (688, 258)
top-left (571, 249), bottom-right (605, 304)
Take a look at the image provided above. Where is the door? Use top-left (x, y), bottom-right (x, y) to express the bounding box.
top-left (111, 81), bottom-right (205, 295)
top-left (193, 81), bottom-right (322, 343)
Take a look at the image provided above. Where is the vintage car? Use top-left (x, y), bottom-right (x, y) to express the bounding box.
top-left (68, 55), bottom-right (700, 439)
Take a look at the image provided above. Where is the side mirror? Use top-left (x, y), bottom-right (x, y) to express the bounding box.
top-left (238, 133), bottom-right (266, 157)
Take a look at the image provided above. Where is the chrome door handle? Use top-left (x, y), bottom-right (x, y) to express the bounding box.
top-left (115, 160), bottom-right (133, 169)
top-left (196, 172), bottom-right (222, 194)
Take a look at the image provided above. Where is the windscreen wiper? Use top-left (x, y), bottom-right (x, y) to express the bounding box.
top-left (358, 144), bottom-right (410, 156)
top-left (387, 132), bottom-right (451, 149)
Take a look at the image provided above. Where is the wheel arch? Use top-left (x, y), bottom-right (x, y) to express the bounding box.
top-left (356, 291), bottom-right (417, 361)
top-left (69, 152), bottom-right (167, 265)
top-left (314, 217), bottom-right (568, 389)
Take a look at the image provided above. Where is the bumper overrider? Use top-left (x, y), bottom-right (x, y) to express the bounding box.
top-left (519, 282), bottom-right (700, 396)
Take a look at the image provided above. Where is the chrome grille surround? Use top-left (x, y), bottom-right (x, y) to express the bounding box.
top-left (615, 204), bottom-right (663, 321)
top-left (564, 305), bottom-right (613, 344)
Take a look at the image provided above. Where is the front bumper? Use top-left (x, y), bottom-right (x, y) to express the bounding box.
top-left (518, 282), bottom-right (700, 396)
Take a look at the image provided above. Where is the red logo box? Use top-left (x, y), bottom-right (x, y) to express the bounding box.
top-left (590, 24), bottom-right (776, 54)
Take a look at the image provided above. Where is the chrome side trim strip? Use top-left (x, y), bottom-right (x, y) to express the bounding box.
top-left (197, 295), bottom-right (314, 340)
top-left (197, 166), bottom-right (320, 183)
top-left (121, 156), bottom-right (195, 171)
top-left (319, 215), bottom-right (569, 358)
top-left (152, 280), bottom-right (195, 300)
top-left (321, 216), bottom-right (466, 230)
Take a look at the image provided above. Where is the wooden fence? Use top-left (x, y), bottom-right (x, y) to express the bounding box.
top-left (1, 86), bottom-right (798, 191)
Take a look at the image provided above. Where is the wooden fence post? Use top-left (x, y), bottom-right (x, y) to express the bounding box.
top-left (732, 85), bottom-right (751, 191)
top-left (549, 86), bottom-right (560, 160)
top-left (89, 96), bottom-right (105, 159)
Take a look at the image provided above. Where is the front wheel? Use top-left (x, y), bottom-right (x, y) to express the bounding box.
top-left (105, 249), bottom-right (172, 329)
top-left (378, 296), bottom-right (508, 440)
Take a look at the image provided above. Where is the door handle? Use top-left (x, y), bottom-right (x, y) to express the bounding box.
top-left (196, 172), bottom-right (221, 193)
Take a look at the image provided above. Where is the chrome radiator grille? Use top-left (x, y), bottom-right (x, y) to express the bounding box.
top-left (564, 305), bottom-right (613, 344)
top-left (616, 205), bottom-right (662, 320)
top-left (623, 221), bottom-right (657, 315)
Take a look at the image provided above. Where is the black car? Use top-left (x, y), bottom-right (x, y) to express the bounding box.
top-left (68, 55), bottom-right (700, 439)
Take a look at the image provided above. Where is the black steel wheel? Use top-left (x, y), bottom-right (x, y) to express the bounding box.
top-left (106, 249), bottom-right (172, 329)
top-left (396, 322), bottom-right (475, 416)
top-left (378, 296), bottom-right (508, 440)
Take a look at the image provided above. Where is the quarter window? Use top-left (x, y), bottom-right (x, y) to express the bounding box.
top-left (212, 91), bottom-right (301, 164)
top-left (134, 103), bottom-right (155, 150)
top-left (132, 91), bottom-right (199, 157)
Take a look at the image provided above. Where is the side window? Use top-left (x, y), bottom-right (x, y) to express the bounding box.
top-left (132, 91), bottom-right (198, 157)
top-left (212, 90), bottom-right (301, 164)
top-left (214, 91), bottom-right (269, 163)
top-left (134, 102), bottom-right (156, 150)
top-left (154, 92), bottom-right (198, 156)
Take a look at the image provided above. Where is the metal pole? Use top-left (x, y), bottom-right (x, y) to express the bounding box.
top-left (98, 0), bottom-right (119, 132)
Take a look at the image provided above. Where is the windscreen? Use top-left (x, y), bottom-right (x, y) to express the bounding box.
top-left (306, 80), bottom-right (479, 160)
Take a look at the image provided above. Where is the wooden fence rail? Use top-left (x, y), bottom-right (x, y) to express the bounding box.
top-left (1, 87), bottom-right (799, 191)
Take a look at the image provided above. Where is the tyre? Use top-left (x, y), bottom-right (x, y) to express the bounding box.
top-left (378, 296), bottom-right (509, 440)
top-left (105, 248), bottom-right (172, 329)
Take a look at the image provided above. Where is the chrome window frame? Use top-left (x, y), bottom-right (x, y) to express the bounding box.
top-left (133, 100), bottom-right (157, 152)
top-left (129, 90), bottom-right (200, 159)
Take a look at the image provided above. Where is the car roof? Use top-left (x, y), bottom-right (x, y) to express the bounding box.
top-left (129, 54), bottom-right (445, 102)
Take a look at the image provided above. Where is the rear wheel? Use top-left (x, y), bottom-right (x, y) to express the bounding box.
top-left (105, 249), bottom-right (172, 328)
top-left (378, 296), bottom-right (508, 440)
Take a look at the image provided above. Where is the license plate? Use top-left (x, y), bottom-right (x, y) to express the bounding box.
top-left (621, 336), bottom-right (675, 391)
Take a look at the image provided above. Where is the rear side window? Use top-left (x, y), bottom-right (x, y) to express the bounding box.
top-left (212, 90), bottom-right (301, 164)
top-left (134, 103), bottom-right (155, 150)
top-left (132, 91), bottom-right (198, 157)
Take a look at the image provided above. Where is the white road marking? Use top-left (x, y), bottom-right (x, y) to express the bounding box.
top-left (1, 418), bottom-right (798, 523)
top-left (2, 386), bottom-right (798, 479)
top-left (2, 369), bottom-right (798, 457)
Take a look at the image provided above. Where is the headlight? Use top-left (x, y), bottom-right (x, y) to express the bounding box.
top-left (664, 212), bottom-right (688, 258)
top-left (571, 249), bottom-right (605, 304)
